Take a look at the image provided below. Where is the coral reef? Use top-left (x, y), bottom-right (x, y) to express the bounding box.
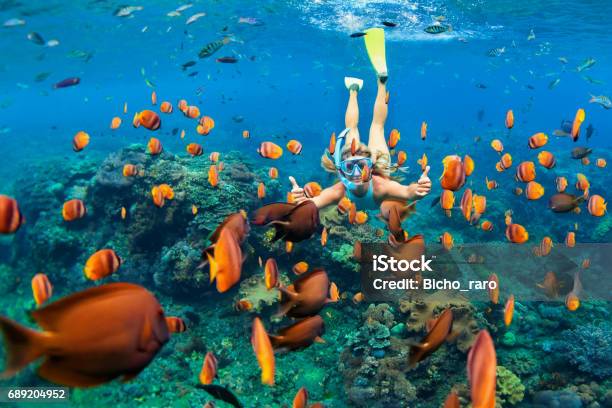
top-left (237, 273), bottom-right (290, 312)
top-left (496, 365), bottom-right (525, 406)
top-left (556, 323), bottom-right (612, 378)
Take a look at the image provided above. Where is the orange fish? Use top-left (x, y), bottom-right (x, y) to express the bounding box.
top-left (440, 232), bottom-right (454, 250)
top-left (72, 131), bottom-right (90, 152)
top-left (504, 295), bottom-right (515, 326)
top-left (565, 272), bottom-right (582, 311)
top-left (397, 150), bottom-right (407, 166)
top-left (537, 151), bottom-right (556, 169)
top-left (537, 271), bottom-right (560, 299)
top-left (123, 102), bottom-right (128, 114)
top-left (31, 273), bottom-right (52, 306)
top-left (264, 258), bottom-right (279, 289)
top-left (565, 231), bottom-right (576, 247)
top-left (461, 189), bottom-right (473, 221)
top-left (158, 184), bottom-right (174, 199)
top-left (165, 316), bottom-right (187, 333)
top-left (110, 116), bottom-right (122, 130)
top-left (481, 220), bottom-right (493, 231)
top-left (209, 152), bottom-right (220, 163)
top-left (575, 173), bottom-right (590, 191)
top-left (286, 240), bottom-right (293, 253)
top-left (409, 308), bottom-right (453, 366)
top-left (490, 139), bottom-right (503, 153)
top-left (218, 162), bottom-right (225, 172)
top-left (538, 236), bottom-right (553, 256)
top-left (62, 199), bottom-right (86, 221)
top-left (328, 132), bottom-right (336, 154)
top-left (321, 227), bottom-right (328, 246)
top-left (473, 194), bottom-right (487, 215)
top-left (440, 155), bottom-right (466, 191)
top-left (581, 157), bottom-right (590, 166)
top-left (287, 191), bottom-right (295, 204)
top-left (0, 282), bottom-right (170, 387)
top-left (160, 101), bottom-right (173, 113)
top-left (199, 352), bottom-right (218, 385)
top-left (151, 186), bottom-right (165, 208)
top-left (293, 387), bottom-right (308, 408)
top-left (444, 391), bottom-right (460, 408)
top-left (234, 299), bottom-right (253, 312)
top-left (418, 153), bottom-right (428, 172)
top-left (185, 105), bottom-right (200, 119)
top-left (467, 330), bottom-right (497, 408)
top-left (485, 177), bottom-right (498, 190)
top-left (440, 189), bottom-right (455, 217)
top-left (504, 210), bottom-right (513, 226)
top-left (268, 167), bottom-right (279, 179)
top-left (353, 292), bottom-right (364, 303)
top-left (581, 258), bottom-right (590, 269)
top-left (242, 130), bottom-right (250, 139)
top-left (292, 261), bottom-right (309, 275)
top-left (206, 227), bottom-right (242, 292)
top-left (257, 182), bottom-right (266, 199)
top-left (464, 155), bottom-right (475, 176)
top-left (151, 91), bottom-right (157, 105)
top-left (528, 132), bottom-right (548, 149)
top-left (500, 153), bottom-right (512, 169)
top-left (178, 99), bottom-right (188, 112)
top-left (596, 158), bottom-right (607, 168)
top-left (556, 176), bottom-right (568, 193)
top-left (138, 110), bottom-right (161, 130)
top-left (571, 108), bottom-right (585, 141)
top-left (186, 143), bottom-right (203, 157)
top-left (180, 129), bottom-right (185, 139)
top-left (506, 223), bottom-right (529, 243)
top-left (304, 182), bottom-right (322, 198)
top-left (337, 196), bottom-right (352, 214)
top-left (329, 282), bottom-right (340, 302)
top-left (495, 162), bottom-right (505, 172)
top-left (516, 161), bottom-right (536, 182)
top-left (348, 202), bottom-right (357, 224)
top-left (287, 140), bottom-right (303, 155)
top-left (147, 137), bottom-right (163, 155)
top-left (513, 187), bottom-right (523, 195)
top-left (122, 164), bottom-right (140, 177)
top-left (191, 205), bottom-right (198, 216)
top-left (488, 274), bottom-right (499, 304)
top-left (132, 112), bottom-right (141, 128)
top-left (121, 206), bottom-right (127, 219)
top-left (505, 109), bottom-right (514, 129)
top-left (525, 181), bottom-right (544, 200)
top-left (258, 142), bottom-right (283, 159)
top-left (208, 165), bottom-right (219, 187)
top-left (420, 121), bottom-right (427, 140)
top-left (388, 129), bottom-right (400, 148)
top-left (251, 317), bottom-right (275, 385)
top-left (84, 249), bottom-right (122, 280)
top-left (587, 194), bottom-right (607, 216)
top-left (200, 116), bottom-right (215, 129)
top-left (355, 211), bottom-right (368, 224)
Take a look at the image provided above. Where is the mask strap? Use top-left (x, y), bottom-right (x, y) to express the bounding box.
top-left (334, 128), bottom-right (352, 169)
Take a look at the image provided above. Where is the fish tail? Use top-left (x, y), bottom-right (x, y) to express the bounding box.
top-left (0, 316), bottom-right (48, 379)
top-left (207, 252), bottom-right (218, 283)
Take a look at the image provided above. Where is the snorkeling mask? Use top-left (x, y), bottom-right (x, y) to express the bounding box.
top-left (333, 128), bottom-right (373, 190)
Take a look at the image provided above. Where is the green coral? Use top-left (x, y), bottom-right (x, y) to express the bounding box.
top-left (591, 216), bottom-right (612, 241)
top-left (496, 366), bottom-right (525, 406)
top-left (331, 243), bottom-right (359, 272)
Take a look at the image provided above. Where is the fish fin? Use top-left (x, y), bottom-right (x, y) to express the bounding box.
top-left (268, 335), bottom-right (282, 349)
top-left (0, 316), bottom-right (48, 379)
top-left (30, 283), bottom-right (141, 331)
top-left (38, 358), bottom-right (114, 387)
top-left (138, 316), bottom-right (153, 352)
top-left (314, 336), bottom-right (326, 344)
top-left (207, 252), bottom-right (218, 283)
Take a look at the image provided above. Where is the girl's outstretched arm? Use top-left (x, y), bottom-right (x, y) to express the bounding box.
top-left (380, 166), bottom-right (431, 201)
top-left (289, 177), bottom-right (345, 209)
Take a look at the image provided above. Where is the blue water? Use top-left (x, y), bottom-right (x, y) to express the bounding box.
top-left (0, 1), bottom-right (611, 406)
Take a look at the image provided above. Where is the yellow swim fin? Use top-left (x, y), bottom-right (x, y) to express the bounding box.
top-left (364, 28), bottom-right (387, 80)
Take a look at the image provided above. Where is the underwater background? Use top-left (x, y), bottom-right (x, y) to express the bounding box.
top-left (0, 0), bottom-right (611, 407)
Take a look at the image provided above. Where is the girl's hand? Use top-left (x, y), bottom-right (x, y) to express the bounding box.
top-left (289, 176), bottom-right (307, 203)
top-left (415, 166), bottom-right (431, 197)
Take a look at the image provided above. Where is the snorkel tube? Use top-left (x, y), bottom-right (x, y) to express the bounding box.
top-left (333, 128), bottom-right (370, 191)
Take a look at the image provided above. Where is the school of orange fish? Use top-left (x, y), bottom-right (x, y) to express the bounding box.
top-left (0, 90), bottom-right (608, 407)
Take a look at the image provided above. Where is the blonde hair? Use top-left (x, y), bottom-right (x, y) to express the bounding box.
top-left (320, 142), bottom-right (391, 178)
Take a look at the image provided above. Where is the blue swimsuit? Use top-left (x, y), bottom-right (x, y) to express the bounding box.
top-left (344, 180), bottom-right (379, 211)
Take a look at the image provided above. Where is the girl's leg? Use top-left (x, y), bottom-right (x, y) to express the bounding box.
top-left (345, 88), bottom-right (360, 147)
top-left (368, 79), bottom-right (389, 160)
